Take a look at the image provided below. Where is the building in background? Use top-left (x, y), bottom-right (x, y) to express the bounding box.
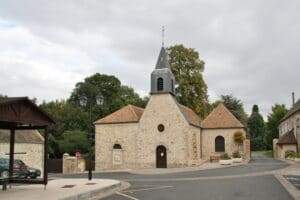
top-left (274, 93), bottom-right (300, 159)
top-left (0, 129), bottom-right (44, 174)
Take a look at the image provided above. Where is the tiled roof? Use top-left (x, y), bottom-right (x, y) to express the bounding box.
top-left (177, 103), bottom-right (201, 127)
top-left (282, 99), bottom-right (300, 121)
top-left (94, 105), bottom-right (144, 124)
top-left (0, 129), bottom-right (44, 144)
top-left (277, 129), bottom-right (297, 145)
top-left (201, 103), bottom-right (245, 129)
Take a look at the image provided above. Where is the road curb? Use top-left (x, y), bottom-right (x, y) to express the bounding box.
top-left (274, 174), bottom-right (300, 200)
top-left (60, 181), bottom-right (125, 200)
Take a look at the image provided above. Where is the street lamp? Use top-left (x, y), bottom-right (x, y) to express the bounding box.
top-left (79, 96), bottom-right (93, 181)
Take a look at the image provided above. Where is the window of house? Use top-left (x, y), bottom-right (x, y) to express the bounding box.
top-left (157, 78), bottom-right (164, 91)
top-left (215, 136), bottom-right (225, 152)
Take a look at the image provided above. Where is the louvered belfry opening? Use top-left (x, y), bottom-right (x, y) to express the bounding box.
top-left (157, 78), bottom-right (164, 91)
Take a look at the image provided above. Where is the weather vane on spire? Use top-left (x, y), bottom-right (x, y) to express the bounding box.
top-left (162, 26), bottom-right (165, 47)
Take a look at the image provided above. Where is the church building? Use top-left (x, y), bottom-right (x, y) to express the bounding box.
top-left (94, 47), bottom-right (250, 171)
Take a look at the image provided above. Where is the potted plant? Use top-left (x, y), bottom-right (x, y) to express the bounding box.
top-left (219, 153), bottom-right (233, 165)
top-left (232, 151), bottom-right (243, 163)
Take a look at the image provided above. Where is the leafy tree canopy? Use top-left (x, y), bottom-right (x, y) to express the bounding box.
top-left (212, 94), bottom-right (248, 125)
top-left (168, 44), bottom-right (210, 118)
top-left (40, 73), bottom-right (147, 157)
top-left (69, 73), bottom-right (147, 123)
top-left (58, 130), bottom-right (89, 156)
top-left (265, 104), bottom-right (288, 150)
top-left (248, 104), bottom-right (266, 150)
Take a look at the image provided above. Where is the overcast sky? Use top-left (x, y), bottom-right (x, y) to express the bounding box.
top-left (0, 0), bottom-right (299, 118)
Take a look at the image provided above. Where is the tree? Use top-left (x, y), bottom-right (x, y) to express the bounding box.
top-left (265, 104), bottom-right (288, 150)
top-left (69, 73), bottom-right (147, 124)
top-left (0, 94), bottom-right (7, 99)
top-left (248, 105), bottom-right (266, 150)
top-left (168, 44), bottom-right (210, 118)
top-left (212, 95), bottom-right (248, 125)
top-left (42, 73), bottom-right (147, 158)
top-left (40, 100), bottom-right (89, 137)
top-left (58, 130), bottom-right (89, 156)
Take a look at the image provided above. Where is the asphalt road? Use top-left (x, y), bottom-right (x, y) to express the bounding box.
top-left (59, 155), bottom-right (293, 200)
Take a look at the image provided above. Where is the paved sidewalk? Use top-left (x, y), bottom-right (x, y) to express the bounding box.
top-left (0, 178), bottom-right (123, 200)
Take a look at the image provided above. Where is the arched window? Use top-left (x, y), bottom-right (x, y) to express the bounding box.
top-left (157, 78), bottom-right (164, 91)
top-left (215, 136), bottom-right (225, 152)
top-left (113, 144), bottom-right (122, 149)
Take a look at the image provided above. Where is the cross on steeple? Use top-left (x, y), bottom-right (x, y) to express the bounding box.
top-left (162, 26), bottom-right (165, 47)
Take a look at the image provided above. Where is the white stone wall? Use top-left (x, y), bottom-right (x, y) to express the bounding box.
top-left (0, 143), bottom-right (44, 176)
top-left (201, 128), bottom-right (247, 160)
top-left (95, 123), bottom-right (139, 171)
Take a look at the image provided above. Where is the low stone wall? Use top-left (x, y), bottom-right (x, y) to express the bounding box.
top-left (62, 153), bottom-right (86, 174)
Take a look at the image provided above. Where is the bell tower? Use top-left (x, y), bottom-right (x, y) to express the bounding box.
top-left (150, 47), bottom-right (175, 95)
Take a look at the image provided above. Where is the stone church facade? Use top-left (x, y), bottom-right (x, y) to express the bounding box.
top-left (95, 47), bottom-right (249, 171)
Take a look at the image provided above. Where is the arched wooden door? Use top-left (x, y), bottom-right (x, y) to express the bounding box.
top-left (156, 145), bottom-right (167, 168)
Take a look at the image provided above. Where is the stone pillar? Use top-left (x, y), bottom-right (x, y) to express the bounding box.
top-left (243, 139), bottom-right (251, 160)
top-left (273, 139), bottom-right (278, 158)
top-left (62, 153), bottom-right (86, 174)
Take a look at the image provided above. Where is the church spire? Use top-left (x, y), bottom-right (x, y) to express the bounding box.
top-left (150, 29), bottom-right (175, 95)
top-left (155, 47), bottom-right (171, 69)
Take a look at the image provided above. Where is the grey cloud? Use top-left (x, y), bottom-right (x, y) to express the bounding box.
top-left (0, 0), bottom-right (299, 117)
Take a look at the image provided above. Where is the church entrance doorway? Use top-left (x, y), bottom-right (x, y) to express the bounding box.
top-left (156, 145), bottom-right (167, 168)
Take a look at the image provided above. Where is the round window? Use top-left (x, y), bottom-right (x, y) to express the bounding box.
top-left (158, 124), bottom-right (165, 132)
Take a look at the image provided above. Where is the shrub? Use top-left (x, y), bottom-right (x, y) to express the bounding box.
top-left (285, 150), bottom-right (297, 158)
top-left (233, 131), bottom-right (245, 144)
top-left (220, 153), bottom-right (230, 160)
top-left (232, 151), bottom-right (241, 158)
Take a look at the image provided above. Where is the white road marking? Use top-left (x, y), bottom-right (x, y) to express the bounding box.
top-left (116, 191), bottom-right (140, 200)
top-left (124, 185), bottom-right (174, 193)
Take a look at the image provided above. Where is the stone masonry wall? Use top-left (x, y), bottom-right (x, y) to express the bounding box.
top-left (0, 143), bottom-right (44, 176)
top-left (95, 123), bottom-right (138, 171)
top-left (137, 93), bottom-right (201, 168)
top-left (95, 93), bottom-right (203, 171)
top-left (201, 128), bottom-right (247, 160)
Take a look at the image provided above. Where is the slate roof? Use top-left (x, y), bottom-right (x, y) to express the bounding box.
top-left (94, 105), bottom-right (144, 124)
top-left (277, 129), bottom-right (297, 145)
top-left (201, 103), bottom-right (245, 129)
top-left (0, 129), bottom-right (44, 144)
top-left (155, 47), bottom-right (171, 69)
top-left (281, 99), bottom-right (300, 122)
top-left (177, 103), bottom-right (201, 127)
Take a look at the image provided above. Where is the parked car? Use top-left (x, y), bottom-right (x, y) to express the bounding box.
top-left (0, 158), bottom-right (31, 179)
top-left (0, 158), bottom-right (9, 178)
top-left (27, 167), bottom-right (41, 179)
